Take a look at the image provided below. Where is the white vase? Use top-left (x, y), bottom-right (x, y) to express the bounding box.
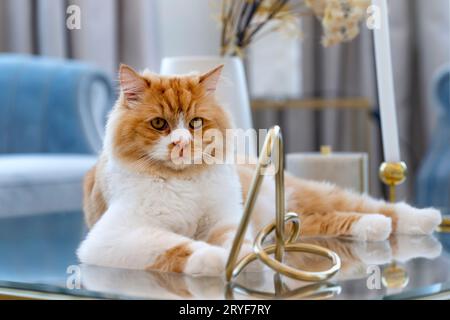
top-left (160, 56), bottom-right (256, 156)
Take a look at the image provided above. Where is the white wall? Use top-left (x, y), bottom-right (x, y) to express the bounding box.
top-left (155, 0), bottom-right (221, 63)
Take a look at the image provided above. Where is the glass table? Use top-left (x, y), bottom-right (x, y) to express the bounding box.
top-left (0, 211), bottom-right (449, 300)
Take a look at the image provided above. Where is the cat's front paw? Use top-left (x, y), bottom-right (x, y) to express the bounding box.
top-left (351, 214), bottom-right (392, 241)
top-left (184, 246), bottom-right (228, 276)
top-left (395, 203), bottom-right (442, 235)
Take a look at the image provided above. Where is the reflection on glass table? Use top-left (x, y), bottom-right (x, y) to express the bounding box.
top-left (0, 211), bottom-right (449, 300)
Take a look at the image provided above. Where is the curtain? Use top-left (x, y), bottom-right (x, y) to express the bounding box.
top-left (0, 0), bottom-right (160, 74)
top-left (0, 0), bottom-right (449, 201)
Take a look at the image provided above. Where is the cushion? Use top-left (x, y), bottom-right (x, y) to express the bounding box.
top-left (0, 154), bottom-right (97, 217)
top-left (0, 54), bottom-right (114, 154)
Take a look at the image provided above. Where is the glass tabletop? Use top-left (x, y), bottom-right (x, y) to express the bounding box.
top-left (0, 211), bottom-right (449, 300)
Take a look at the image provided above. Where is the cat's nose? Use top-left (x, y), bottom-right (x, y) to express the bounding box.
top-left (171, 129), bottom-right (192, 148)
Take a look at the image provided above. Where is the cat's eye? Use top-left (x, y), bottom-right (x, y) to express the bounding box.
top-left (150, 117), bottom-right (168, 130)
top-left (189, 117), bottom-right (203, 130)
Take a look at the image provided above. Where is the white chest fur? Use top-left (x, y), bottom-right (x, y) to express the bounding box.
top-left (103, 162), bottom-right (244, 238)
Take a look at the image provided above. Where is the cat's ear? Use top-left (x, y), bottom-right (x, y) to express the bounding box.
top-left (119, 64), bottom-right (149, 103)
top-left (199, 64), bottom-right (223, 94)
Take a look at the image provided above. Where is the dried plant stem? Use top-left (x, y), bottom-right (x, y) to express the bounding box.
top-left (218, 0), bottom-right (369, 56)
top-left (219, 0), bottom-right (306, 56)
top-left (240, 0), bottom-right (289, 49)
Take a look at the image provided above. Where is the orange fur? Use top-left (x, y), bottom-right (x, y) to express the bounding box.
top-left (235, 164), bottom-right (400, 237)
top-left (83, 161), bottom-right (107, 229)
top-left (83, 63), bottom-right (422, 270)
top-left (111, 66), bottom-right (231, 179)
top-left (83, 64), bottom-right (232, 229)
top-left (284, 172), bottom-right (399, 234)
top-left (146, 243), bottom-right (192, 273)
top-left (207, 225), bottom-right (238, 246)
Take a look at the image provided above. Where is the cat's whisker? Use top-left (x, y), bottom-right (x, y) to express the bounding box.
top-left (133, 153), bottom-right (159, 171)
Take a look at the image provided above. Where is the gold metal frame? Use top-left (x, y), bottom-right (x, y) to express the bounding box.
top-left (251, 97), bottom-right (371, 110)
top-left (225, 279), bottom-right (342, 300)
top-left (437, 217), bottom-right (450, 233)
top-left (225, 126), bottom-right (341, 282)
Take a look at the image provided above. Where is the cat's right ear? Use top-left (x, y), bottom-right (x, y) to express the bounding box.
top-left (119, 64), bottom-right (149, 104)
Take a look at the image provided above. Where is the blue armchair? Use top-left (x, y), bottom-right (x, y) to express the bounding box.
top-left (0, 55), bottom-right (114, 217)
top-left (417, 65), bottom-right (450, 215)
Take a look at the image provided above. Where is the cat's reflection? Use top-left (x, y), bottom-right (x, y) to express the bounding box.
top-left (80, 235), bottom-right (442, 299)
top-left (81, 265), bottom-right (225, 299)
top-left (286, 235), bottom-right (442, 281)
top-left (80, 265), bottom-right (341, 300)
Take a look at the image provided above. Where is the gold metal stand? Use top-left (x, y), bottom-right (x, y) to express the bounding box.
top-left (225, 126), bottom-right (341, 283)
top-left (437, 217), bottom-right (450, 233)
top-left (379, 161), bottom-right (409, 289)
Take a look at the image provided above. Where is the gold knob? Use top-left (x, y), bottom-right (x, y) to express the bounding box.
top-left (379, 162), bottom-right (407, 186)
top-left (320, 145), bottom-right (332, 155)
top-left (382, 263), bottom-right (409, 289)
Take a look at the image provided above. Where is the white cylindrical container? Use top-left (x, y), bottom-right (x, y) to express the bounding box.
top-left (160, 56), bottom-right (256, 156)
top-left (286, 151), bottom-right (369, 193)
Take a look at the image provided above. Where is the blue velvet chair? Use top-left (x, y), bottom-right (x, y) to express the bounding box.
top-left (0, 55), bottom-right (115, 217)
top-left (417, 65), bottom-right (450, 215)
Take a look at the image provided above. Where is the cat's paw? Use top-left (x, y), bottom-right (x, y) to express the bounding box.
top-left (351, 214), bottom-right (392, 241)
top-left (395, 203), bottom-right (442, 235)
top-left (184, 245), bottom-right (228, 276)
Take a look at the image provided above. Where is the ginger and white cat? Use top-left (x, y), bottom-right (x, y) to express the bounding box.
top-left (77, 64), bottom-right (442, 276)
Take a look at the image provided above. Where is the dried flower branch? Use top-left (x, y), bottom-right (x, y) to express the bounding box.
top-left (306, 0), bottom-right (370, 46)
top-left (217, 0), bottom-right (370, 56)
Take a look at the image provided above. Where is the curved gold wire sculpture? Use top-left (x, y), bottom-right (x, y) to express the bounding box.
top-left (225, 126), bottom-right (341, 282)
top-left (226, 280), bottom-right (342, 300)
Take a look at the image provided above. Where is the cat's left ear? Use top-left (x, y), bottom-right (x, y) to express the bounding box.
top-left (119, 64), bottom-right (149, 103)
top-left (199, 64), bottom-right (223, 94)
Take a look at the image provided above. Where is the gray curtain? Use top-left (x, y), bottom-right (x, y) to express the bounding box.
top-left (1, 0), bottom-right (449, 202)
top-left (0, 0), bottom-right (160, 74)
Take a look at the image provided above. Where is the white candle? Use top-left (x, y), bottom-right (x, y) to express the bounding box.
top-left (372, 0), bottom-right (401, 162)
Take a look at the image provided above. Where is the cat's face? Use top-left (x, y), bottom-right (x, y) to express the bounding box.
top-left (110, 64), bottom-right (231, 175)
